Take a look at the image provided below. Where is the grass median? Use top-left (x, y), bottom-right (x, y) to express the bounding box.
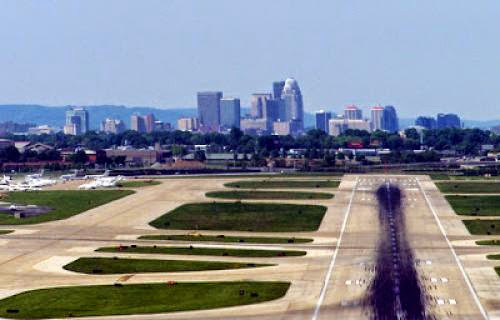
top-left (445, 195), bottom-right (500, 216)
top-left (487, 254), bottom-right (500, 260)
top-left (224, 180), bottom-right (340, 189)
top-left (119, 180), bottom-right (161, 188)
top-left (139, 234), bottom-right (313, 244)
top-left (476, 240), bottom-right (500, 246)
top-left (150, 202), bottom-right (327, 232)
top-left (0, 281), bottom-right (290, 319)
top-left (463, 220), bottom-right (500, 235)
top-left (0, 230), bottom-right (13, 235)
top-left (437, 182), bottom-right (500, 193)
top-left (97, 245), bottom-right (306, 257)
top-left (206, 190), bottom-right (333, 200)
top-left (64, 257), bottom-right (271, 274)
top-left (0, 190), bottom-right (134, 225)
top-left (430, 174), bottom-right (499, 181)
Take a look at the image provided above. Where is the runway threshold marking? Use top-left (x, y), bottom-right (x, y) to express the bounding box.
top-left (416, 178), bottom-right (488, 319)
top-left (312, 177), bottom-right (358, 320)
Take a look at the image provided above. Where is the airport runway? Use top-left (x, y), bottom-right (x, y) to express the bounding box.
top-left (0, 175), bottom-right (498, 320)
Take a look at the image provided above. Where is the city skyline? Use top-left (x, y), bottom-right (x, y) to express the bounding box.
top-left (0, 1), bottom-right (498, 120)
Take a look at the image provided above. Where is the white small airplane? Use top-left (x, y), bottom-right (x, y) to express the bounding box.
top-left (0, 175), bottom-right (11, 185)
top-left (25, 170), bottom-right (56, 188)
top-left (78, 175), bottom-right (125, 190)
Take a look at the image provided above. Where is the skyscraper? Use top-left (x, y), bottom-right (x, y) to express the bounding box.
top-left (101, 118), bottom-right (126, 134)
top-left (415, 116), bottom-right (437, 129)
top-left (370, 105), bottom-right (384, 131)
top-left (131, 114), bottom-right (146, 133)
top-left (315, 110), bottom-right (332, 133)
top-left (220, 97), bottom-right (241, 129)
top-left (177, 117), bottom-right (199, 131)
top-left (197, 91), bottom-right (223, 132)
top-left (272, 81), bottom-right (286, 100)
top-left (250, 93), bottom-right (272, 119)
top-left (281, 78), bottom-right (304, 132)
top-left (344, 105), bottom-right (362, 120)
top-left (143, 114), bottom-right (156, 133)
top-left (382, 105), bottom-right (399, 132)
top-left (437, 113), bottom-right (461, 129)
top-left (65, 107), bottom-right (89, 134)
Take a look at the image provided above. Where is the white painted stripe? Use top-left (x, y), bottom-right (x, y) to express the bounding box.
top-left (416, 178), bottom-right (488, 319)
top-left (312, 177), bottom-right (358, 320)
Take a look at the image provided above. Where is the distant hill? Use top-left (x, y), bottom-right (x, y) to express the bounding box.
top-left (0, 105), bottom-right (197, 129)
top-left (0, 104), bottom-right (498, 131)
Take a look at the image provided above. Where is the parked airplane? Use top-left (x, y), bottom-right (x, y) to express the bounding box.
top-left (78, 176), bottom-right (125, 190)
top-left (25, 170), bottom-right (57, 188)
top-left (0, 175), bottom-right (11, 185)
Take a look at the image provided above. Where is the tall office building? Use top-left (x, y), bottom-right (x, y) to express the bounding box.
top-left (437, 113), bottom-right (461, 129)
top-left (197, 91), bottom-right (223, 132)
top-left (281, 78), bottom-right (304, 132)
top-left (344, 105), bottom-right (362, 120)
top-left (272, 81), bottom-right (286, 100)
top-left (130, 115), bottom-right (146, 133)
top-left (65, 107), bottom-right (89, 135)
top-left (250, 93), bottom-right (272, 119)
top-left (177, 117), bottom-right (199, 131)
top-left (382, 105), bottom-right (399, 132)
top-left (315, 110), bottom-right (332, 133)
top-left (101, 118), bottom-right (126, 134)
top-left (220, 97), bottom-right (241, 129)
top-left (415, 116), bottom-right (437, 130)
top-left (370, 105), bottom-right (384, 131)
top-left (143, 114), bottom-right (156, 133)
top-left (131, 114), bottom-right (155, 133)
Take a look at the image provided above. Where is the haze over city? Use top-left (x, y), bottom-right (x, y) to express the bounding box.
top-left (0, 0), bottom-right (499, 120)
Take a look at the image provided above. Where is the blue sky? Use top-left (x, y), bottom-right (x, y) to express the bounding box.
top-left (0, 0), bottom-right (499, 119)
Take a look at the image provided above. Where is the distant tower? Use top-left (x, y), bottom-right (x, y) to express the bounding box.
top-left (65, 107), bottom-right (89, 135)
top-left (220, 97), bottom-right (241, 129)
top-left (197, 91), bottom-right (223, 132)
top-left (130, 114), bottom-right (146, 133)
top-left (344, 105), bottom-right (362, 120)
top-left (370, 105), bottom-right (384, 131)
top-left (437, 113), bottom-right (461, 129)
top-left (382, 105), bottom-right (399, 132)
top-left (272, 81), bottom-right (286, 100)
top-left (250, 93), bottom-right (272, 119)
top-left (281, 78), bottom-right (304, 132)
top-left (315, 110), bottom-right (332, 133)
top-left (415, 116), bottom-right (436, 129)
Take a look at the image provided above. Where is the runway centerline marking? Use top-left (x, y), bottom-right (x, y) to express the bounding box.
top-left (416, 178), bottom-right (488, 319)
top-left (312, 177), bottom-right (358, 320)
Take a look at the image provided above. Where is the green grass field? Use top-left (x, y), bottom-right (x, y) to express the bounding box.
top-left (487, 254), bottom-right (500, 260)
top-left (445, 195), bottom-right (500, 216)
top-left (224, 180), bottom-right (340, 189)
top-left (430, 174), bottom-right (499, 181)
top-left (0, 230), bottom-right (13, 235)
top-left (150, 202), bottom-right (327, 232)
top-left (64, 257), bottom-right (270, 274)
top-left (436, 182), bottom-right (500, 193)
top-left (0, 281), bottom-right (290, 319)
top-left (476, 239), bottom-right (500, 246)
top-left (119, 180), bottom-right (161, 188)
top-left (0, 190), bottom-right (134, 225)
top-left (205, 190), bottom-right (333, 200)
top-left (463, 220), bottom-right (500, 235)
top-left (139, 234), bottom-right (313, 244)
top-left (97, 245), bottom-right (306, 257)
